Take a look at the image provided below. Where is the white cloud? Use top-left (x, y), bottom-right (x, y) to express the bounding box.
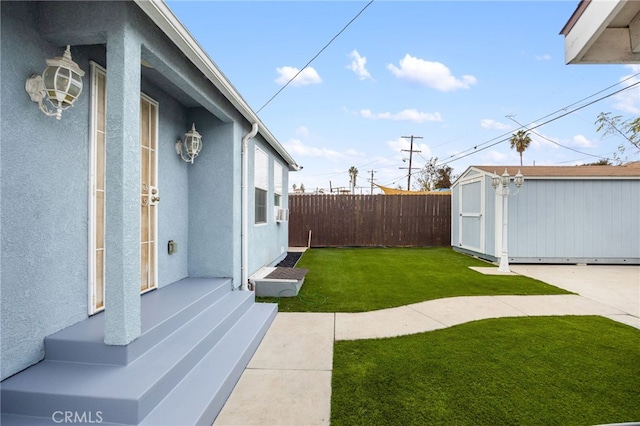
top-left (275, 66), bottom-right (322, 87)
top-left (612, 65), bottom-right (640, 114)
top-left (359, 108), bottom-right (442, 123)
top-left (535, 54), bottom-right (552, 61)
top-left (387, 54), bottom-right (477, 92)
top-left (571, 134), bottom-right (596, 148)
top-left (347, 49), bottom-right (372, 80)
top-left (480, 119), bottom-right (510, 130)
top-left (284, 138), bottom-right (363, 161)
top-left (482, 150), bottom-right (512, 164)
top-left (295, 126), bottom-right (310, 136)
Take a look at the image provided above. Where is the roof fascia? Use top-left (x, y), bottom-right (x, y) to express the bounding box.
top-left (563, 0), bottom-right (628, 64)
top-left (133, 0), bottom-right (301, 171)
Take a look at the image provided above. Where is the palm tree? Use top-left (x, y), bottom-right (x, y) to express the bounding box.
top-left (348, 166), bottom-right (358, 193)
top-left (509, 130), bottom-right (532, 166)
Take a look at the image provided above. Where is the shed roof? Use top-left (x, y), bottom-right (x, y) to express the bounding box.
top-left (472, 164), bottom-right (640, 179)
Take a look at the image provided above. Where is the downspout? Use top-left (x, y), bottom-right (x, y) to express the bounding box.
top-left (241, 122), bottom-right (259, 291)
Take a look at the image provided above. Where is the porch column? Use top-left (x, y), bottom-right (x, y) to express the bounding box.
top-left (104, 24), bottom-right (141, 345)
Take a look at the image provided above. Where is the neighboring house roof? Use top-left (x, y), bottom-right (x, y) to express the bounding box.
top-left (471, 165), bottom-right (640, 179)
top-left (560, 0), bottom-right (640, 64)
top-left (134, 0), bottom-right (301, 171)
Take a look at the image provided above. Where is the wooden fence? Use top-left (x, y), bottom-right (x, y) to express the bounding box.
top-left (288, 194), bottom-right (451, 247)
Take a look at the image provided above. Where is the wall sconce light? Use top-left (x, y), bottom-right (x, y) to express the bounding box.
top-left (175, 123), bottom-right (203, 164)
top-left (25, 45), bottom-right (85, 120)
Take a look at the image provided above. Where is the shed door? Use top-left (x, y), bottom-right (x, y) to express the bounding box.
top-left (459, 179), bottom-right (484, 252)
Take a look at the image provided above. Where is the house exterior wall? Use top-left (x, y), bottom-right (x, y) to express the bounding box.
top-left (1, 1), bottom-right (295, 380)
top-left (1, 2), bottom-right (93, 379)
top-left (248, 138), bottom-right (289, 276)
top-left (187, 111), bottom-right (239, 282)
top-left (509, 179), bottom-right (640, 263)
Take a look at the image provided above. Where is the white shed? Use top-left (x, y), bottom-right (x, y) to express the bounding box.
top-left (451, 164), bottom-right (640, 264)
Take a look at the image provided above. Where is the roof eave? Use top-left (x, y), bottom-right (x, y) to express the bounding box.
top-left (133, 0), bottom-right (301, 171)
top-left (561, 0), bottom-right (640, 64)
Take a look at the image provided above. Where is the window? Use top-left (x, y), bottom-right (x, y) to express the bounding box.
top-left (274, 162), bottom-right (283, 207)
top-left (255, 147), bottom-right (268, 224)
top-left (255, 188), bottom-right (267, 223)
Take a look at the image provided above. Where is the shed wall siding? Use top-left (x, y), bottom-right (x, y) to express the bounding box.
top-left (510, 179), bottom-right (640, 261)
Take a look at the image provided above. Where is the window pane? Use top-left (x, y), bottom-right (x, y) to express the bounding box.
top-left (255, 147), bottom-right (268, 189)
top-left (274, 162), bottom-right (283, 196)
top-left (255, 188), bottom-right (267, 223)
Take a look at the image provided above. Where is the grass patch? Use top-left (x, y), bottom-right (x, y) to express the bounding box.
top-left (258, 247), bottom-right (570, 312)
top-left (331, 316), bottom-right (640, 426)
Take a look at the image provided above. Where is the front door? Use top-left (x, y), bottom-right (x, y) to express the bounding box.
top-left (89, 70), bottom-right (160, 314)
top-left (140, 94), bottom-right (159, 293)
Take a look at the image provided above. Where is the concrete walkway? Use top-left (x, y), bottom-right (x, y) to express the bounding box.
top-left (213, 265), bottom-right (640, 426)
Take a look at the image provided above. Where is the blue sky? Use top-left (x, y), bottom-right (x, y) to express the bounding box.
top-left (167, 1), bottom-right (640, 193)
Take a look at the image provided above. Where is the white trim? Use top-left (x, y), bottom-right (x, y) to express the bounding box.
top-left (140, 93), bottom-right (160, 294)
top-left (88, 62), bottom-right (107, 315)
top-left (564, 0), bottom-right (630, 64)
top-left (458, 178), bottom-right (485, 253)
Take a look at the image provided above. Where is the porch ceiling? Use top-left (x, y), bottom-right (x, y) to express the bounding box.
top-left (141, 63), bottom-right (200, 108)
top-left (561, 0), bottom-right (640, 64)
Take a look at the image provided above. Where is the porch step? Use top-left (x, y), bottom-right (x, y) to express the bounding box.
top-left (44, 277), bottom-right (232, 365)
top-left (141, 303), bottom-right (277, 425)
top-left (1, 278), bottom-right (278, 425)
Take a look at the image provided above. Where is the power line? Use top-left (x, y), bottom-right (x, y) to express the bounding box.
top-left (437, 74), bottom-right (640, 164)
top-left (438, 80), bottom-right (640, 166)
top-left (505, 115), bottom-right (610, 161)
top-left (256, 0), bottom-right (375, 114)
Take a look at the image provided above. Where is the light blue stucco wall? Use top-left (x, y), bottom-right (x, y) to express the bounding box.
top-left (1, 2), bottom-right (91, 379)
top-left (2, 1), bottom-right (295, 379)
top-left (248, 138), bottom-right (290, 276)
top-left (187, 110), bottom-right (239, 281)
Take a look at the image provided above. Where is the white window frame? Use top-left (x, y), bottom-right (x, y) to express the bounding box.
top-left (255, 147), bottom-right (269, 224)
top-left (274, 161), bottom-right (283, 208)
top-left (88, 61), bottom-right (107, 315)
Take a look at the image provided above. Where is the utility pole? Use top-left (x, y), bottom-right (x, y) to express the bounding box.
top-left (399, 135), bottom-right (423, 191)
top-left (367, 169), bottom-right (377, 195)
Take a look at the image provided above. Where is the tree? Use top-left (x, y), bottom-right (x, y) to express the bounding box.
top-left (348, 166), bottom-right (358, 193)
top-left (509, 130), bottom-right (532, 166)
top-left (415, 157), bottom-right (456, 191)
top-left (582, 159), bottom-right (612, 166)
top-left (595, 112), bottom-right (640, 164)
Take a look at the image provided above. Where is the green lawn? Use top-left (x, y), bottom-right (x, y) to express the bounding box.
top-left (332, 316), bottom-right (640, 426)
top-left (258, 247), bottom-right (571, 312)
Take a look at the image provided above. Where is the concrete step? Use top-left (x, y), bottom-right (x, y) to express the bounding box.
top-left (1, 278), bottom-right (278, 425)
top-left (44, 277), bottom-right (232, 365)
top-left (141, 302), bottom-right (278, 425)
